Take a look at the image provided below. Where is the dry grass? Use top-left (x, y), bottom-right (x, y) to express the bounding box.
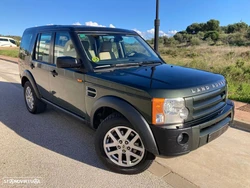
top-left (160, 45), bottom-right (250, 103)
top-left (161, 45), bottom-right (250, 67)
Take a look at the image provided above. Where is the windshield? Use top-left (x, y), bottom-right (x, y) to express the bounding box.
top-left (77, 33), bottom-right (161, 68)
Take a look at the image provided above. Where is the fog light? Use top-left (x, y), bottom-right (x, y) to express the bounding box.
top-left (177, 133), bottom-right (189, 145)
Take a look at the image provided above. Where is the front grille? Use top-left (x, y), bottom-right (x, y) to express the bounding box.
top-left (186, 87), bottom-right (227, 121)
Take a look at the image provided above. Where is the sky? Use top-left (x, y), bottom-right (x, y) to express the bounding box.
top-left (1, 0), bottom-right (250, 39)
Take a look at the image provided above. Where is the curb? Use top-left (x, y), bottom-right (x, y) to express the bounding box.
top-left (0, 57), bottom-right (17, 64)
top-left (232, 118), bottom-right (250, 132)
top-left (148, 161), bottom-right (199, 188)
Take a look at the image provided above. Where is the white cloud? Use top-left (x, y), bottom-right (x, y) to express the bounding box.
top-left (46, 24), bottom-right (54, 26)
top-left (134, 28), bottom-right (175, 39)
top-left (73, 21), bottom-right (115, 28)
top-left (146, 28), bottom-right (155, 34)
top-left (167, 30), bottom-right (178, 35)
top-left (133, 29), bottom-right (143, 36)
top-left (72, 21), bottom-right (176, 39)
top-left (85, 21), bottom-right (105, 27)
top-left (73, 22), bottom-right (82, 25)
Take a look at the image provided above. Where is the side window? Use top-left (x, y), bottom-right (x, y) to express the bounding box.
top-left (20, 33), bottom-right (33, 51)
top-left (35, 33), bottom-right (52, 63)
top-left (54, 32), bottom-right (77, 63)
top-left (10, 39), bottom-right (16, 45)
top-left (0, 38), bottom-right (8, 41)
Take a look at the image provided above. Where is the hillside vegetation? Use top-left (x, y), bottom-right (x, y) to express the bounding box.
top-left (147, 19), bottom-right (250, 103)
top-left (148, 19), bottom-right (250, 47)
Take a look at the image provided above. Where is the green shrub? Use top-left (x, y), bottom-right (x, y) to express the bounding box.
top-left (190, 37), bottom-right (201, 46)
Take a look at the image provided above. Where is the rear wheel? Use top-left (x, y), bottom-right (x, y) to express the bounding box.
top-left (95, 113), bottom-right (155, 174)
top-left (24, 81), bottom-right (46, 114)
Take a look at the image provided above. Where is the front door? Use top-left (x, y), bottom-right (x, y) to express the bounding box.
top-left (49, 32), bottom-right (86, 117)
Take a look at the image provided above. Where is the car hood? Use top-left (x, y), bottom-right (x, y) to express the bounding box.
top-left (89, 64), bottom-right (225, 98)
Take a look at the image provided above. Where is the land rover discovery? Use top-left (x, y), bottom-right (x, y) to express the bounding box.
top-left (18, 25), bottom-right (234, 174)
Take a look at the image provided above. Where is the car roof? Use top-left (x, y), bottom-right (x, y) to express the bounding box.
top-left (24, 25), bottom-right (138, 35)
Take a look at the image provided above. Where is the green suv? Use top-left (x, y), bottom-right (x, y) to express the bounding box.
top-left (19, 25), bottom-right (234, 174)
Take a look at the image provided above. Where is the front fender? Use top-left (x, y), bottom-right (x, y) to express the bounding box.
top-left (21, 70), bottom-right (41, 99)
top-left (91, 96), bottom-right (159, 155)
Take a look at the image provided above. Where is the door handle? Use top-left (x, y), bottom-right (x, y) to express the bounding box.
top-left (50, 70), bottom-right (58, 77)
top-left (30, 63), bottom-right (35, 69)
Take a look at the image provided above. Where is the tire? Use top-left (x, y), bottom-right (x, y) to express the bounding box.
top-left (95, 113), bottom-right (155, 174)
top-left (24, 81), bottom-right (46, 114)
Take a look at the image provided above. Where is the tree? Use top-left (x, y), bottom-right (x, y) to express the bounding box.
top-left (173, 33), bottom-right (184, 43)
top-left (226, 22), bottom-right (249, 33)
top-left (204, 31), bottom-right (220, 43)
top-left (206, 19), bottom-right (220, 31)
top-left (186, 23), bottom-right (202, 34)
top-left (199, 23), bottom-right (207, 31)
top-left (246, 28), bottom-right (250, 39)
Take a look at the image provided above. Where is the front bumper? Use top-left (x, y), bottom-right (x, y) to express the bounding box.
top-left (150, 100), bottom-right (234, 156)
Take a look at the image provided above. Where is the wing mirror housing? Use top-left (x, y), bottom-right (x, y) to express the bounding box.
top-left (56, 56), bottom-right (82, 68)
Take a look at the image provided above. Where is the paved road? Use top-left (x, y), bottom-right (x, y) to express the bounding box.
top-left (0, 60), bottom-right (172, 188)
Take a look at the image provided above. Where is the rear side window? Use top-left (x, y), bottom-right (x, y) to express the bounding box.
top-left (10, 39), bottom-right (16, 45)
top-left (20, 33), bottom-right (33, 51)
top-left (54, 32), bottom-right (77, 63)
top-left (0, 38), bottom-right (8, 41)
top-left (35, 33), bottom-right (52, 63)
top-left (20, 32), bottom-right (34, 59)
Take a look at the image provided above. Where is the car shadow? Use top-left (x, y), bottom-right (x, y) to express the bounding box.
top-left (0, 81), bottom-right (107, 171)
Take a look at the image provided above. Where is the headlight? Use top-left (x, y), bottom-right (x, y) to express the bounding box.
top-left (152, 98), bottom-right (189, 124)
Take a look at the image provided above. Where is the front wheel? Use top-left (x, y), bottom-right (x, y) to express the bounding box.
top-left (95, 113), bottom-right (155, 174)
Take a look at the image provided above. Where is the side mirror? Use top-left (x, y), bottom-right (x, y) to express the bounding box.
top-left (56, 56), bottom-right (82, 68)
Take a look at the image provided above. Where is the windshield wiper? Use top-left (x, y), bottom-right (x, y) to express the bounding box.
top-left (95, 62), bottom-right (140, 69)
top-left (138, 61), bottom-right (162, 66)
top-left (94, 61), bottom-right (162, 70)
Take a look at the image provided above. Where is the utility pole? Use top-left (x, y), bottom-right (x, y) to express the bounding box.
top-left (154, 0), bottom-right (160, 52)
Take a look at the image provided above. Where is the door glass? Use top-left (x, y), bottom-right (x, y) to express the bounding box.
top-left (54, 32), bottom-right (77, 63)
top-left (35, 33), bottom-right (52, 63)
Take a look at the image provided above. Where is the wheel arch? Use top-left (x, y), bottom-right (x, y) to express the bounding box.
top-left (21, 70), bottom-right (41, 99)
top-left (91, 96), bottom-right (159, 155)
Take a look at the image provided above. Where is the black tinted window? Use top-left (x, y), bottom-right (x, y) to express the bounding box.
top-left (10, 39), bottom-right (16, 45)
top-left (54, 32), bottom-right (77, 63)
top-left (20, 33), bottom-right (33, 52)
top-left (35, 33), bottom-right (52, 63)
top-left (0, 38), bottom-right (8, 41)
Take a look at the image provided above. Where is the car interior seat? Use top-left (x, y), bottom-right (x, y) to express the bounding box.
top-left (99, 41), bottom-right (116, 60)
top-left (63, 40), bottom-right (77, 58)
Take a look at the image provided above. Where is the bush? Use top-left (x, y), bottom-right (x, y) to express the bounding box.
top-left (190, 37), bottom-right (201, 46)
top-left (204, 31), bottom-right (220, 43)
top-left (228, 33), bottom-right (246, 46)
top-left (163, 37), bottom-right (178, 47)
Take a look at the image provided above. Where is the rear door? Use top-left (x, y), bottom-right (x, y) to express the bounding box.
top-left (48, 31), bottom-right (86, 117)
top-left (31, 32), bottom-right (54, 100)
